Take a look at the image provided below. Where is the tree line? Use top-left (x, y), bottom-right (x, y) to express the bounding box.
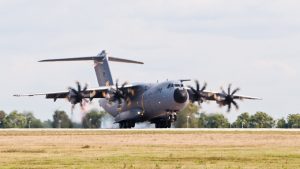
top-left (0, 110), bottom-right (105, 128)
top-left (0, 104), bottom-right (299, 128)
top-left (174, 104), bottom-right (300, 128)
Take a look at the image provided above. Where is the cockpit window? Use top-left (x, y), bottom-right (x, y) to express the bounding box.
top-left (167, 84), bottom-right (173, 88)
top-left (167, 83), bottom-right (183, 88)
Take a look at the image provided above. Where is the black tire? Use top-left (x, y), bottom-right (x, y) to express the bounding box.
top-left (119, 122), bottom-right (124, 129)
top-left (167, 121), bottom-right (171, 128)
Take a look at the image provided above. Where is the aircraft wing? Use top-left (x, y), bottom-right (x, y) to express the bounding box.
top-left (14, 87), bottom-right (107, 100)
top-left (202, 90), bottom-right (262, 101)
top-left (14, 84), bottom-right (139, 101)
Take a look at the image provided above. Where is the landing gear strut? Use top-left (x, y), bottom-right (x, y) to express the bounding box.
top-left (119, 121), bottom-right (135, 129)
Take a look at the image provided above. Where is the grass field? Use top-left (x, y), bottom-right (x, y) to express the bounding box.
top-left (0, 129), bottom-right (299, 169)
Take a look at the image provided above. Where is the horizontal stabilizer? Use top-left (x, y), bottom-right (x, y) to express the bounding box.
top-left (39, 56), bottom-right (103, 62)
top-left (39, 56), bottom-right (143, 64)
top-left (109, 57), bottom-right (143, 64)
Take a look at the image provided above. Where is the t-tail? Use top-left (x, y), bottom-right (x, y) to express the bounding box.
top-left (39, 50), bottom-right (143, 86)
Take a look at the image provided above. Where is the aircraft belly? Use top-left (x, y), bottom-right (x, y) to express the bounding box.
top-left (114, 108), bottom-right (143, 123)
top-left (99, 98), bottom-right (145, 122)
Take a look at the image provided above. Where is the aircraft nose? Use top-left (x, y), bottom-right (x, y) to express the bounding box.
top-left (174, 88), bottom-right (188, 103)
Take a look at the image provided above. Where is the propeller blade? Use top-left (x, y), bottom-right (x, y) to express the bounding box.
top-left (83, 84), bottom-right (88, 92)
top-left (76, 81), bottom-right (81, 92)
top-left (115, 79), bottom-right (119, 89)
top-left (201, 82), bottom-right (207, 91)
top-left (227, 103), bottom-right (231, 112)
top-left (69, 87), bottom-right (78, 95)
top-left (195, 80), bottom-right (199, 91)
top-left (231, 88), bottom-right (240, 95)
top-left (122, 81), bottom-right (128, 88)
top-left (189, 86), bottom-right (198, 94)
top-left (232, 100), bottom-right (239, 110)
top-left (228, 84), bottom-right (232, 95)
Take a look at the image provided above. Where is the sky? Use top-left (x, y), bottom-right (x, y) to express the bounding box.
top-left (0, 0), bottom-right (300, 123)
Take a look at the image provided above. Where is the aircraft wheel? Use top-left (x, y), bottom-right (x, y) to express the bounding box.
top-left (155, 121), bottom-right (170, 128)
top-left (119, 122), bottom-right (124, 129)
top-left (119, 121), bottom-right (135, 129)
top-left (167, 121), bottom-right (171, 128)
top-left (155, 123), bottom-right (161, 128)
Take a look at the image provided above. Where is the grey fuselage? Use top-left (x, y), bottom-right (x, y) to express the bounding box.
top-left (99, 80), bottom-right (189, 123)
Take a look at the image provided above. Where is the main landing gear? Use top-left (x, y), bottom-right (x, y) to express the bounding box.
top-left (154, 113), bottom-right (177, 128)
top-left (119, 121), bottom-right (135, 129)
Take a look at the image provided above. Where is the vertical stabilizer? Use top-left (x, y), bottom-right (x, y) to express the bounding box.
top-left (94, 51), bottom-right (114, 86)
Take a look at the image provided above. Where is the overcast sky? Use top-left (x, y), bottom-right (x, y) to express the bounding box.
top-left (1, 0), bottom-right (299, 123)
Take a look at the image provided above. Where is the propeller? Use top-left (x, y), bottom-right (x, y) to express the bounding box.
top-left (217, 84), bottom-right (241, 112)
top-left (108, 80), bottom-right (134, 108)
top-left (188, 80), bottom-right (207, 105)
top-left (68, 82), bottom-right (89, 113)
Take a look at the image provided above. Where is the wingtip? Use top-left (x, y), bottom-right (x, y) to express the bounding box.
top-left (252, 97), bottom-right (263, 100)
top-left (13, 94), bottom-right (34, 97)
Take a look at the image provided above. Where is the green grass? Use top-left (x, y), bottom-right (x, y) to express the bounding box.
top-left (0, 130), bottom-right (299, 169)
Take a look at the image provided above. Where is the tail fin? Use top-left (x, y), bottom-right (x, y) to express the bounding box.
top-left (39, 50), bottom-right (143, 86)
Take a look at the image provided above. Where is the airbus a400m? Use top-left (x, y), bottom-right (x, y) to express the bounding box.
top-left (14, 50), bottom-right (260, 128)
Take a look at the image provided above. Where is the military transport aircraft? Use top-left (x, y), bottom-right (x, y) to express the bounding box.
top-left (14, 50), bottom-right (261, 128)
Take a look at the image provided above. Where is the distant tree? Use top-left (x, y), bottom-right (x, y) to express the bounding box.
top-left (82, 110), bottom-right (105, 128)
top-left (198, 113), bottom-right (208, 128)
top-left (52, 110), bottom-right (73, 128)
top-left (287, 114), bottom-right (300, 128)
top-left (174, 103), bottom-right (199, 128)
top-left (23, 112), bottom-right (43, 128)
top-left (232, 112), bottom-right (251, 128)
top-left (3, 111), bottom-right (27, 128)
top-left (72, 122), bottom-right (83, 128)
top-left (205, 113), bottom-right (230, 128)
top-left (42, 120), bottom-right (53, 128)
top-left (249, 112), bottom-right (275, 128)
top-left (276, 118), bottom-right (288, 128)
top-left (0, 110), bottom-right (5, 128)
